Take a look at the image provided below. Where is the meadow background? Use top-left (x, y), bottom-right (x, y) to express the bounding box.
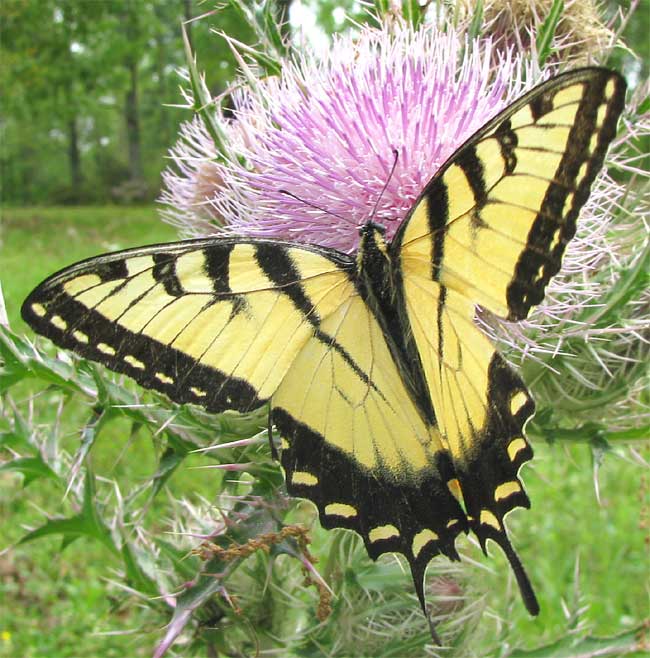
top-left (1, 1), bottom-right (649, 657)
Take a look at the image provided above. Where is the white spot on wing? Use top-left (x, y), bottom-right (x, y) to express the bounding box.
top-left (51, 315), bottom-right (67, 330)
top-left (155, 372), bottom-right (174, 385)
top-left (124, 355), bottom-right (145, 370)
top-left (73, 330), bottom-right (89, 344)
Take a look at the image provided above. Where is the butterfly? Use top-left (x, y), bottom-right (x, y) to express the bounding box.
top-left (22, 67), bottom-right (625, 639)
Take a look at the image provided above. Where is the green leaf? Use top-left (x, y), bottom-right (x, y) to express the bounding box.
top-left (121, 542), bottom-right (159, 597)
top-left (508, 625), bottom-right (645, 657)
top-left (225, 0), bottom-right (287, 66)
top-left (402, 0), bottom-right (424, 29)
top-left (153, 502), bottom-right (284, 656)
top-left (0, 456), bottom-right (60, 487)
top-left (0, 327), bottom-right (88, 395)
top-left (0, 327), bottom-right (29, 390)
top-left (151, 442), bottom-right (188, 498)
top-left (181, 24), bottom-right (231, 161)
top-left (637, 94), bottom-right (650, 115)
top-left (536, 0), bottom-right (564, 66)
top-left (374, 0), bottom-right (390, 19)
top-left (260, 0), bottom-right (289, 56)
top-left (0, 409), bottom-right (38, 455)
top-left (156, 539), bottom-right (201, 581)
top-left (70, 405), bottom-right (112, 482)
top-left (19, 470), bottom-right (118, 556)
top-left (468, 0), bottom-right (484, 41)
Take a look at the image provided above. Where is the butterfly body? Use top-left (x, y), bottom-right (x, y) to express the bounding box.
top-left (22, 67), bottom-right (626, 634)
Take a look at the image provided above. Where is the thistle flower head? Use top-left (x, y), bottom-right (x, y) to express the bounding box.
top-left (163, 24), bottom-right (536, 252)
top-left (474, 0), bottom-right (616, 67)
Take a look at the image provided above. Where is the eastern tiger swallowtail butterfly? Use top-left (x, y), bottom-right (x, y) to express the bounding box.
top-left (21, 67), bottom-right (626, 639)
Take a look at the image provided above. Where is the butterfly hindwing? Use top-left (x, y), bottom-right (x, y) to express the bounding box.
top-left (22, 238), bottom-right (355, 413)
top-left (392, 263), bottom-right (538, 610)
top-left (271, 291), bottom-right (468, 612)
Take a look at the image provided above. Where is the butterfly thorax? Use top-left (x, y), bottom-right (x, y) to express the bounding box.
top-left (357, 221), bottom-right (437, 426)
top-left (357, 221), bottom-right (392, 299)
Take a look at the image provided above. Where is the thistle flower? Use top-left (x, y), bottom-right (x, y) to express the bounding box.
top-left (161, 18), bottom-right (648, 429)
top-left (472, 0), bottom-right (617, 67)
top-left (162, 24), bottom-right (537, 251)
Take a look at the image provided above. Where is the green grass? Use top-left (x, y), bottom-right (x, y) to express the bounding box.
top-left (1, 206), bottom-right (648, 656)
top-left (1, 205), bottom-right (178, 330)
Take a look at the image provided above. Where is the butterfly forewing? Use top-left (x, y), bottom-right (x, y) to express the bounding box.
top-left (22, 238), bottom-right (355, 413)
top-left (396, 67), bottom-right (626, 320)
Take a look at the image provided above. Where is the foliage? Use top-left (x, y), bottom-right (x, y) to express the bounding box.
top-left (0, 1), bottom-right (254, 204)
top-left (0, 201), bottom-right (647, 656)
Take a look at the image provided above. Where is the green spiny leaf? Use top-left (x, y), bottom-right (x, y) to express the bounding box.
top-left (536, 0), bottom-right (564, 66)
top-left (154, 503), bottom-right (283, 657)
top-left (468, 0), bottom-right (484, 41)
top-left (402, 0), bottom-right (424, 29)
top-left (0, 456), bottom-right (60, 487)
top-left (0, 327), bottom-right (83, 393)
top-left (121, 542), bottom-right (159, 597)
top-left (151, 442), bottom-right (189, 498)
top-left (70, 405), bottom-right (112, 482)
top-left (18, 470), bottom-right (121, 555)
top-left (225, 0), bottom-right (287, 65)
top-left (156, 538), bottom-right (201, 581)
top-left (182, 24), bottom-right (231, 161)
top-left (637, 94), bottom-right (650, 115)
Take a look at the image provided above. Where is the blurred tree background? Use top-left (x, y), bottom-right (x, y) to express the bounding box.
top-left (1, 0), bottom-right (647, 207)
top-left (0, 0), bottom-right (260, 205)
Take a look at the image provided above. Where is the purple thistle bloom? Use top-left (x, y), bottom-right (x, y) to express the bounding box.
top-left (162, 25), bottom-right (536, 252)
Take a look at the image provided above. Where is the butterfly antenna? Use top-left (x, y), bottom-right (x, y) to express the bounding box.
top-left (278, 189), bottom-right (348, 222)
top-left (369, 148), bottom-right (399, 221)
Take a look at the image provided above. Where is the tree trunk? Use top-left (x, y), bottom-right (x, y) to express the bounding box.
top-left (121, 5), bottom-right (143, 181)
top-left (68, 116), bottom-right (83, 188)
top-left (124, 59), bottom-right (143, 181)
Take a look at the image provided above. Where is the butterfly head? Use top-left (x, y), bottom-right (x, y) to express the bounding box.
top-left (359, 220), bottom-right (387, 237)
top-left (358, 221), bottom-right (389, 260)
top-left (356, 220), bottom-right (394, 294)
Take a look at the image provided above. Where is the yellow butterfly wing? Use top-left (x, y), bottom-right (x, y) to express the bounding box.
top-left (22, 238), bottom-right (353, 412)
top-left (393, 68), bottom-right (626, 610)
top-left (272, 290), bottom-right (468, 612)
